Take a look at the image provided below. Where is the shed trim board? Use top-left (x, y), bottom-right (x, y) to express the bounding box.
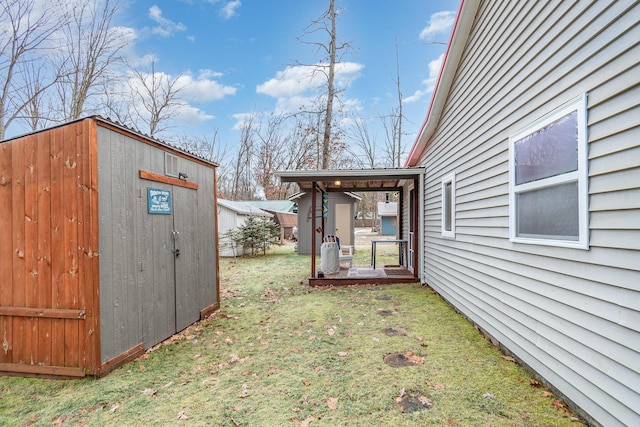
top-left (0, 116), bottom-right (219, 377)
top-left (405, 1), bottom-right (640, 426)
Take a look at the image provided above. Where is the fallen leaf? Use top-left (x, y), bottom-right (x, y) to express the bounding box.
top-left (193, 353), bottom-right (201, 359)
top-left (570, 417), bottom-right (581, 422)
top-left (433, 383), bottom-right (446, 390)
top-left (542, 391), bottom-right (554, 398)
top-left (530, 379), bottom-right (541, 387)
top-left (303, 380), bottom-right (311, 386)
top-left (176, 411), bottom-right (188, 420)
top-left (552, 400), bottom-right (569, 412)
top-left (292, 416), bottom-right (317, 426)
top-left (51, 417), bottom-right (64, 425)
top-left (337, 351), bottom-right (348, 357)
top-left (501, 355), bottom-right (517, 363)
top-left (483, 393), bottom-right (496, 399)
top-left (326, 396), bottom-right (338, 410)
top-left (404, 352), bottom-right (424, 365)
top-left (109, 404), bottom-right (119, 413)
top-left (314, 365), bottom-right (324, 372)
top-left (447, 419), bottom-right (458, 425)
top-left (327, 328), bottom-right (335, 336)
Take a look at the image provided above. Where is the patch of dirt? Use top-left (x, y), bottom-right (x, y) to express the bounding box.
top-left (395, 390), bottom-right (432, 413)
top-left (383, 327), bottom-right (407, 336)
top-left (376, 295), bottom-right (392, 300)
top-left (377, 309), bottom-right (393, 316)
top-left (384, 352), bottom-right (424, 367)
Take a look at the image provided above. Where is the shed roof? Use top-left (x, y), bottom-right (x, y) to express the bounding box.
top-left (218, 199), bottom-right (272, 217)
top-left (377, 201), bottom-right (398, 216)
top-left (243, 200), bottom-right (297, 213)
top-left (276, 167), bottom-right (424, 192)
top-left (1, 115), bottom-right (218, 167)
top-left (272, 211), bottom-right (297, 228)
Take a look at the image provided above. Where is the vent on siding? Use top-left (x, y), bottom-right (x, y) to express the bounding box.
top-left (165, 153), bottom-right (178, 177)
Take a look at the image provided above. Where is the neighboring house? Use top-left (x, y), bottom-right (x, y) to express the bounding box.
top-left (377, 201), bottom-right (398, 236)
top-left (289, 191), bottom-right (362, 255)
top-left (244, 200), bottom-right (298, 241)
top-left (405, 1), bottom-right (639, 426)
top-left (0, 117), bottom-right (220, 377)
top-left (217, 199), bottom-right (273, 257)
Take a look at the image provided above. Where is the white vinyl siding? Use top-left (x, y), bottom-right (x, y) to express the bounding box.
top-left (418, 1), bottom-right (640, 427)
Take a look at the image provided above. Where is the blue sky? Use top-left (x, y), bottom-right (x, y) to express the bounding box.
top-left (115, 0), bottom-right (459, 158)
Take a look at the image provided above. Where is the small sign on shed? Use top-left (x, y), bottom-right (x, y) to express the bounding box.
top-left (148, 187), bottom-right (172, 214)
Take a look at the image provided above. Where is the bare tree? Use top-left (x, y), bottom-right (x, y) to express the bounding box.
top-left (0, 0), bottom-right (66, 139)
top-left (176, 127), bottom-right (226, 164)
top-left (347, 114), bottom-right (378, 169)
top-left (298, 0), bottom-right (352, 169)
top-left (380, 40), bottom-right (406, 168)
top-left (55, 0), bottom-right (127, 121)
top-left (128, 60), bottom-right (185, 137)
top-left (231, 113), bottom-right (257, 200)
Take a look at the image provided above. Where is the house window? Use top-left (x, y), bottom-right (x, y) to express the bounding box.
top-left (165, 152), bottom-right (178, 177)
top-left (441, 172), bottom-right (455, 238)
top-left (509, 94), bottom-right (588, 248)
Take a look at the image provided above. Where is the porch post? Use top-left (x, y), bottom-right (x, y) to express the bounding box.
top-left (311, 182), bottom-right (317, 278)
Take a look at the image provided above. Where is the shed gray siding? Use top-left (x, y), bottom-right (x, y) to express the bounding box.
top-left (295, 191), bottom-right (356, 255)
top-left (417, 2), bottom-right (639, 426)
top-left (97, 126), bottom-right (217, 363)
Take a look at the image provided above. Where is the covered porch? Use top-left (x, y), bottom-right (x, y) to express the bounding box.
top-left (276, 168), bottom-right (424, 286)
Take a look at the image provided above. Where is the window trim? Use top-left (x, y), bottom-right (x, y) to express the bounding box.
top-left (441, 172), bottom-right (456, 239)
top-left (508, 94), bottom-right (589, 249)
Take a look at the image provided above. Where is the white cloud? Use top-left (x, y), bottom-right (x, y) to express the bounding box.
top-left (177, 70), bottom-right (237, 102)
top-left (419, 11), bottom-right (456, 40)
top-left (405, 53), bottom-right (443, 104)
top-left (148, 5), bottom-right (186, 37)
top-left (175, 102), bottom-right (215, 126)
top-left (256, 62), bottom-right (363, 98)
top-left (219, 0), bottom-right (241, 19)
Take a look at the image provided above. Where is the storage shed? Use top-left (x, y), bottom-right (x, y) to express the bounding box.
top-left (289, 190), bottom-right (362, 255)
top-left (377, 201), bottom-right (398, 236)
top-left (0, 117), bottom-right (220, 377)
top-left (217, 199), bottom-right (273, 257)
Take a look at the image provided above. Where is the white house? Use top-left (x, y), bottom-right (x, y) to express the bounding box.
top-left (217, 199), bottom-right (272, 257)
top-left (404, 1), bottom-right (639, 426)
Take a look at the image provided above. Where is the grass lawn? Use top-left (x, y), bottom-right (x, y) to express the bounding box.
top-left (0, 244), bottom-right (582, 426)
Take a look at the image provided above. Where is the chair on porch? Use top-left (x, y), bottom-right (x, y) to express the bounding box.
top-left (324, 235), bottom-right (353, 269)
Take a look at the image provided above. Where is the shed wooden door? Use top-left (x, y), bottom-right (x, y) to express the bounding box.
top-left (335, 203), bottom-right (351, 245)
top-left (172, 186), bottom-right (200, 332)
top-left (142, 185), bottom-right (200, 347)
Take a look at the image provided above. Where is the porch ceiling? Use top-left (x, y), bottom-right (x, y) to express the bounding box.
top-left (276, 167), bottom-right (424, 192)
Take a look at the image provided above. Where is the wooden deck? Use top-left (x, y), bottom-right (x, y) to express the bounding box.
top-left (309, 264), bottom-right (419, 286)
